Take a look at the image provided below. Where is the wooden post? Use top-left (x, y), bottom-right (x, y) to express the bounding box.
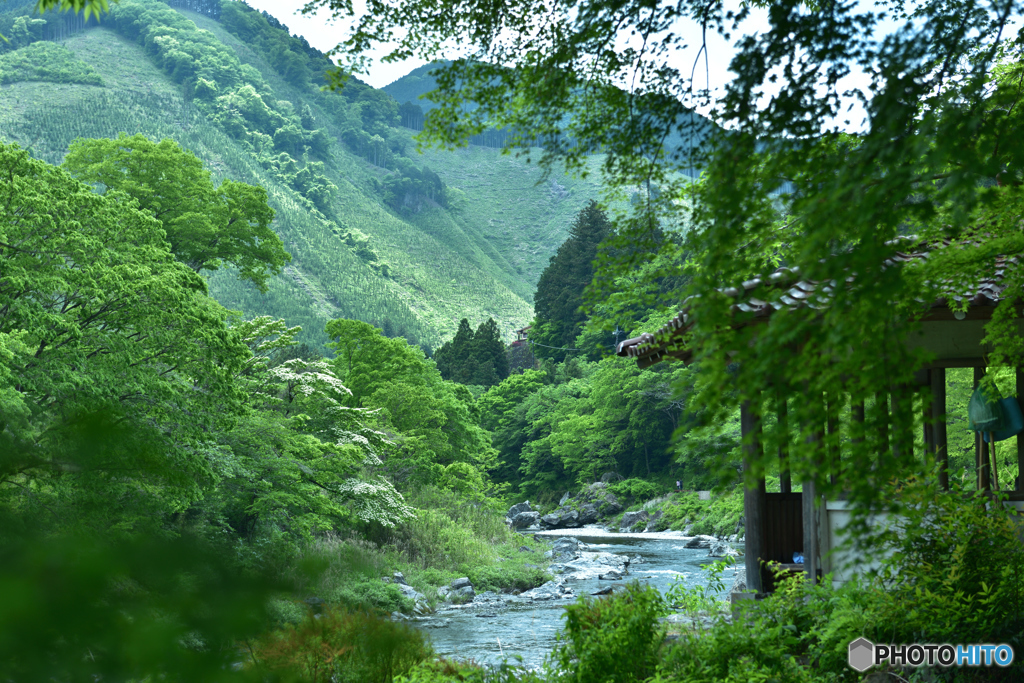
top-left (974, 366), bottom-right (991, 491)
top-left (890, 385), bottom-right (913, 463)
top-left (874, 390), bottom-right (889, 465)
top-left (1017, 368), bottom-right (1024, 491)
top-left (922, 370), bottom-right (935, 459)
top-left (741, 399), bottom-right (766, 594)
top-left (931, 367), bottom-right (948, 490)
top-left (778, 391), bottom-right (791, 494)
top-left (802, 401), bottom-right (824, 587)
top-left (826, 393), bottom-right (840, 487)
top-left (852, 400), bottom-right (865, 445)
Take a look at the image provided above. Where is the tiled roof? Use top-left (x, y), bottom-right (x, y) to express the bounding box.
top-left (615, 239), bottom-right (1017, 368)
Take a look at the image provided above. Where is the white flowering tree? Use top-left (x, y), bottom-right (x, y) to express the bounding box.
top-left (214, 317), bottom-right (414, 541)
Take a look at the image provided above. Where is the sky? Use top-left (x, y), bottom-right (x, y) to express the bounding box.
top-left (241, 0), bottom-right (770, 96)
top-left (239, 1), bottom-right (1008, 134)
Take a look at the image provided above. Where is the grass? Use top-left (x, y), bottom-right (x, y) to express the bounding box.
top-left (280, 487), bottom-right (551, 615)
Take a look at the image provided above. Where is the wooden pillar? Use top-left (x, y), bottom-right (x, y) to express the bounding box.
top-left (741, 399), bottom-right (766, 594)
top-left (1017, 369), bottom-right (1024, 491)
top-left (931, 368), bottom-right (948, 490)
top-left (1015, 368), bottom-right (1024, 491)
top-left (778, 391), bottom-right (791, 494)
top-left (802, 399), bottom-right (824, 587)
top-left (826, 393), bottom-right (840, 487)
top-left (851, 400), bottom-right (865, 445)
top-left (974, 366), bottom-right (991, 491)
top-left (874, 390), bottom-right (889, 463)
top-left (890, 385), bottom-right (913, 463)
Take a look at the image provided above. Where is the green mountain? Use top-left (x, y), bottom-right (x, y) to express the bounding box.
top-left (384, 61), bottom-right (719, 179)
top-left (0, 0), bottom-right (607, 350)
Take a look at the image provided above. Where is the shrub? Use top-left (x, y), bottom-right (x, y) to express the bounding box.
top-left (551, 582), bottom-right (667, 683)
top-left (467, 564), bottom-right (551, 593)
top-left (329, 579), bottom-right (411, 614)
top-left (254, 606), bottom-right (432, 683)
top-left (607, 478), bottom-right (663, 505)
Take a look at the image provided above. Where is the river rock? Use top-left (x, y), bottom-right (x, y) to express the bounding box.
top-left (451, 577), bottom-right (472, 590)
top-left (397, 583), bottom-right (425, 602)
top-left (575, 503), bottom-right (598, 524)
top-left (684, 535), bottom-right (716, 549)
top-left (454, 585), bottom-right (476, 600)
top-left (437, 585), bottom-right (452, 600)
top-left (473, 591), bottom-right (501, 603)
top-left (708, 540), bottom-right (739, 558)
top-left (730, 567), bottom-right (747, 593)
top-left (645, 510), bottom-right (665, 532)
top-left (541, 509), bottom-right (580, 528)
top-left (592, 586), bottom-right (614, 595)
top-left (555, 550), bottom-right (631, 579)
top-left (599, 569), bottom-right (623, 580)
top-left (511, 511), bottom-right (541, 529)
top-left (546, 536), bottom-right (584, 562)
top-left (523, 580), bottom-right (574, 601)
top-left (619, 510), bottom-right (649, 532)
top-left (559, 491), bottom-right (572, 506)
top-left (599, 494), bottom-right (624, 515)
top-left (506, 501), bottom-right (532, 519)
top-left (393, 572), bottom-right (408, 585)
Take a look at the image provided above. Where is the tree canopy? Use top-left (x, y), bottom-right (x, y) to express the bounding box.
top-left (307, 0), bottom-right (1024, 511)
top-left (433, 317), bottom-right (510, 386)
top-left (63, 133), bottom-right (289, 292)
top-left (531, 201), bottom-right (611, 360)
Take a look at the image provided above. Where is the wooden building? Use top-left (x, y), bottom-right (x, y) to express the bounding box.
top-left (616, 242), bottom-right (1024, 593)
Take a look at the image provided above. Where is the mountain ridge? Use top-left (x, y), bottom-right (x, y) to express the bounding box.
top-left (0, 0), bottom-right (608, 349)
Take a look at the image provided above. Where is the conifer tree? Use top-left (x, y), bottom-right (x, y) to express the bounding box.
top-left (434, 317), bottom-right (509, 386)
top-left (531, 201), bottom-right (611, 359)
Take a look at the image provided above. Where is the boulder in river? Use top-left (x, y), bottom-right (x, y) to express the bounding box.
top-left (506, 501), bottom-right (532, 519)
top-left (541, 509), bottom-right (580, 528)
top-left (599, 569), bottom-right (623, 580)
top-left (730, 567), bottom-right (747, 593)
top-left (619, 510), bottom-right (650, 532)
top-left (523, 580), bottom-right (574, 601)
top-left (453, 585), bottom-right (476, 600)
top-left (559, 491), bottom-right (572, 506)
top-left (708, 540), bottom-right (739, 558)
top-left (684, 535), bottom-right (716, 549)
top-left (598, 494), bottom-right (624, 515)
top-left (393, 571), bottom-right (408, 585)
top-left (511, 511), bottom-right (541, 529)
top-left (451, 577), bottom-right (472, 590)
top-left (579, 503), bottom-right (600, 524)
top-left (546, 536), bottom-right (585, 562)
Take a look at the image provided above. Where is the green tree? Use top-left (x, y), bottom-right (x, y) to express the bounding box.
top-left (309, 0), bottom-right (1024, 511)
top-left (434, 317), bottom-right (510, 386)
top-left (63, 133), bottom-right (289, 292)
top-left (0, 141), bottom-right (251, 523)
top-left (532, 201), bottom-right (611, 360)
top-left (325, 318), bottom-right (499, 492)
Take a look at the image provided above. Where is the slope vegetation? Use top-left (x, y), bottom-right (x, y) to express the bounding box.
top-left (0, 0), bottom-right (605, 349)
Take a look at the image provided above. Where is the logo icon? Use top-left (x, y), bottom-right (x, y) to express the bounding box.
top-left (849, 637), bottom-right (874, 671)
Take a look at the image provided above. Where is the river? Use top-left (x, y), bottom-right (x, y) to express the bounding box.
top-left (411, 528), bottom-right (740, 669)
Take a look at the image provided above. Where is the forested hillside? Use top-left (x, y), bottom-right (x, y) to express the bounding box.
top-left (0, 0), bottom-right (606, 350)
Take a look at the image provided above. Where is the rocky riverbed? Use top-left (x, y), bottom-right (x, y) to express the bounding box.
top-left (404, 531), bottom-right (742, 668)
